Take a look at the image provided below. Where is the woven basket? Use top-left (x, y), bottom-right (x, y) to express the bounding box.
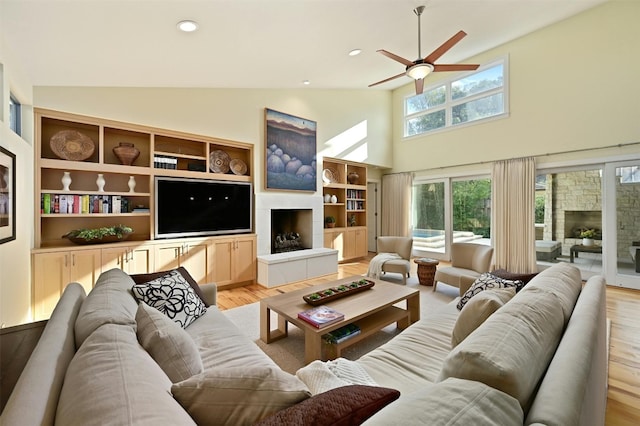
top-left (50, 130), bottom-right (95, 161)
top-left (209, 150), bottom-right (231, 173)
top-left (230, 158), bottom-right (247, 176)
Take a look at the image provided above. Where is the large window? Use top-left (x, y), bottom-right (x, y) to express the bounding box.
top-left (412, 176), bottom-right (491, 255)
top-left (404, 58), bottom-right (507, 137)
top-left (9, 93), bottom-right (21, 136)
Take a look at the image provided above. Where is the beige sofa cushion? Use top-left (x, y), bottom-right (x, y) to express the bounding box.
top-left (135, 302), bottom-right (203, 383)
top-left (438, 287), bottom-right (565, 411)
top-left (56, 323), bottom-right (195, 425)
top-left (171, 366), bottom-right (311, 425)
top-left (451, 287), bottom-right (515, 347)
top-left (74, 268), bottom-right (139, 347)
top-left (362, 378), bottom-right (523, 426)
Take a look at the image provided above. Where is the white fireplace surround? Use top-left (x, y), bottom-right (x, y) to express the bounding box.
top-left (255, 193), bottom-right (338, 287)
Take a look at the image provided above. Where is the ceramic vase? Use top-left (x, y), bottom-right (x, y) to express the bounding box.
top-left (582, 238), bottom-right (594, 246)
top-left (113, 142), bottom-right (140, 166)
top-left (330, 194), bottom-right (338, 204)
top-left (128, 176), bottom-right (136, 193)
top-left (324, 194), bottom-right (331, 203)
top-left (96, 173), bottom-right (106, 192)
top-left (61, 171), bottom-right (72, 191)
top-left (347, 171), bottom-right (359, 184)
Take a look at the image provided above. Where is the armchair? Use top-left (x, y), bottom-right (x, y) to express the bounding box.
top-left (370, 236), bottom-right (413, 285)
top-left (433, 243), bottom-right (494, 296)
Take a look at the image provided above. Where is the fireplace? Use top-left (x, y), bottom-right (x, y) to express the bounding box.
top-left (271, 209), bottom-right (312, 254)
top-left (564, 210), bottom-right (602, 239)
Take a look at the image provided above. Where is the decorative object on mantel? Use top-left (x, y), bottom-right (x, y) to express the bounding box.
top-left (50, 130), bottom-right (95, 161)
top-left (230, 158), bottom-right (248, 176)
top-left (63, 225), bottom-right (133, 245)
top-left (61, 171), bottom-right (72, 192)
top-left (347, 171), bottom-right (359, 184)
top-left (113, 142), bottom-right (140, 166)
top-left (303, 278), bottom-right (375, 306)
top-left (128, 176), bottom-right (136, 193)
top-left (96, 173), bottom-right (106, 192)
top-left (209, 149), bottom-right (231, 173)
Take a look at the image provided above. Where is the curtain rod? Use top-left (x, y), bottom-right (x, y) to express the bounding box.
top-left (381, 140), bottom-right (640, 176)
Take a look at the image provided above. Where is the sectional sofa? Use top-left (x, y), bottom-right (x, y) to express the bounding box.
top-left (1, 262), bottom-right (607, 425)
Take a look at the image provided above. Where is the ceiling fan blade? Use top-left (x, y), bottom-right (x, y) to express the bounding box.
top-left (433, 63), bottom-right (480, 72)
top-left (377, 49), bottom-right (414, 67)
top-left (424, 30), bottom-right (467, 64)
top-left (415, 79), bottom-right (424, 95)
top-left (368, 72), bottom-right (407, 88)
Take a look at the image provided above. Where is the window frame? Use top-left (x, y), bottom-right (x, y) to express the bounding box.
top-left (9, 93), bottom-right (22, 136)
top-left (404, 56), bottom-right (509, 138)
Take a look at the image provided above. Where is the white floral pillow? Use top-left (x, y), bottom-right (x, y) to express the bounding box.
top-left (457, 273), bottom-right (524, 310)
top-left (132, 269), bottom-right (207, 328)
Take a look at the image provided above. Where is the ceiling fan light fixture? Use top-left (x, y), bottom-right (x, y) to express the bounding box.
top-left (348, 49), bottom-right (362, 56)
top-left (406, 63), bottom-right (433, 80)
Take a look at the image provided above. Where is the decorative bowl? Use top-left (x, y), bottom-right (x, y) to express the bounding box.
top-left (50, 130), bottom-right (95, 161)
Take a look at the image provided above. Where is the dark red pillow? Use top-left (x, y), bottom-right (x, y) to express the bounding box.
top-left (130, 267), bottom-right (210, 307)
top-left (254, 385), bottom-right (400, 426)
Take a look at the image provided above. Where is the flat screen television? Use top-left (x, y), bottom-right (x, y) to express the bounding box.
top-left (155, 176), bottom-right (252, 239)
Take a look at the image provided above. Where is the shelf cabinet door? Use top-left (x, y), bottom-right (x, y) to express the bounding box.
top-left (212, 236), bottom-right (256, 286)
top-left (154, 241), bottom-right (210, 283)
top-left (32, 249), bottom-right (101, 321)
top-left (102, 245), bottom-right (154, 274)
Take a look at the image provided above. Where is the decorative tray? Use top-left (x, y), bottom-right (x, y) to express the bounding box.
top-left (303, 278), bottom-right (375, 306)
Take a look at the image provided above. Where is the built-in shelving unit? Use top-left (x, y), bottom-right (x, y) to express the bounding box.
top-left (322, 157), bottom-right (367, 261)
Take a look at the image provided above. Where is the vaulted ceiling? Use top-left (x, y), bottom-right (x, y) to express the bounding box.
top-left (1, 0), bottom-right (608, 90)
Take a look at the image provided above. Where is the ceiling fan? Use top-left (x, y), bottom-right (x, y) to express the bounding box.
top-left (369, 5), bottom-right (479, 95)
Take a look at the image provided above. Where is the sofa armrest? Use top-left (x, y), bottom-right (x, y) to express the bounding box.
top-left (199, 283), bottom-right (218, 307)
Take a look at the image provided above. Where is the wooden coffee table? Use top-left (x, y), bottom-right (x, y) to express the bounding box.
top-left (260, 276), bottom-right (420, 363)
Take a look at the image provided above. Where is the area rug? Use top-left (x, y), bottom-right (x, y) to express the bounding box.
top-left (223, 276), bottom-right (459, 374)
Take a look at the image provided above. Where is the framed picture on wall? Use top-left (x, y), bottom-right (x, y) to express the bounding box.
top-left (264, 108), bottom-right (317, 192)
top-left (0, 146), bottom-right (16, 244)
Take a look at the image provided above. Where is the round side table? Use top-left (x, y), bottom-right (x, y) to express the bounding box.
top-left (414, 258), bottom-right (439, 286)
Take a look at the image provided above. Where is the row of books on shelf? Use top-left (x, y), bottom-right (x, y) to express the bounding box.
top-left (346, 189), bottom-right (365, 199)
top-left (322, 323), bottom-right (361, 344)
top-left (41, 194), bottom-right (147, 214)
top-left (346, 200), bottom-right (365, 210)
top-left (154, 155), bottom-right (178, 169)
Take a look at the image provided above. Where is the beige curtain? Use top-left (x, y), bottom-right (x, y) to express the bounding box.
top-left (491, 157), bottom-right (537, 273)
top-left (381, 173), bottom-right (412, 237)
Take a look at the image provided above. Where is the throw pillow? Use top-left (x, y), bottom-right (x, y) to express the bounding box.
top-left (171, 366), bottom-right (311, 425)
top-left (131, 269), bottom-right (207, 328)
top-left (255, 385), bottom-right (401, 426)
top-left (451, 287), bottom-right (516, 348)
top-left (131, 266), bottom-right (209, 307)
top-left (135, 302), bottom-right (204, 383)
top-left (457, 272), bottom-right (524, 310)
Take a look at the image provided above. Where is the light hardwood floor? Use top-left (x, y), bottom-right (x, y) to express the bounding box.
top-left (217, 256), bottom-right (640, 425)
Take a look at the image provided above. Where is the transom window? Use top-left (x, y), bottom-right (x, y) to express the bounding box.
top-left (404, 58), bottom-right (508, 137)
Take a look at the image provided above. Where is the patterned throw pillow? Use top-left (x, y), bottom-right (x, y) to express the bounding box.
top-left (457, 273), bottom-right (524, 310)
top-left (132, 269), bottom-right (207, 328)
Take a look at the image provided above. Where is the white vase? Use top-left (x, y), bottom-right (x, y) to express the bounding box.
top-left (96, 173), bottom-right (106, 192)
top-left (128, 176), bottom-right (136, 193)
top-left (324, 194), bottom-right (331, 203)
top-left (582, 238), bottom-right (594, 246)
top-left (61, 171), bottom-right (72, 192)
top-left (330, 194), bottom-right (338, 204)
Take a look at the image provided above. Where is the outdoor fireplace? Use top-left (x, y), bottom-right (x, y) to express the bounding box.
top-left (271, 209), bottom-right (313, 254)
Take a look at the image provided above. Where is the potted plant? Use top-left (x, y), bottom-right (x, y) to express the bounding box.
top-left (580, 229), bottom-right (596, 246)
top-left (324, 216), bottom-right (336, 228)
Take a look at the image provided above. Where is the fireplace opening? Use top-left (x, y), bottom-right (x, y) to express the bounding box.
top-left (271, 209), bottom-right (313, 254)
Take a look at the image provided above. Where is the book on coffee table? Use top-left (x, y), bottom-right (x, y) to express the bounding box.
top-left (323, 323), bottom-right (361, 344)
top-left (298, 305), bottom-right (344, 328)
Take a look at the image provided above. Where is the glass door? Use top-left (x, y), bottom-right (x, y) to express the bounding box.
top-left (607, 161), bottom-right (640, 289)
top-left (412, 179), bottom-right (448, 259)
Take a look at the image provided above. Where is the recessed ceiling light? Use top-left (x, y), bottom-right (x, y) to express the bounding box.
top-left (177, 20), bottom-right (199, 32)
top-left (348, 49), bottom-right (362, 56)
top-left (302, 80), bottom-right (310, 85)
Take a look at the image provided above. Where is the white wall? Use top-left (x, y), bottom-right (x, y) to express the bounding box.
top-left (0, 24), bottom-right (35, 327)
top-left (391, 0), bottom-right (640, 174)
